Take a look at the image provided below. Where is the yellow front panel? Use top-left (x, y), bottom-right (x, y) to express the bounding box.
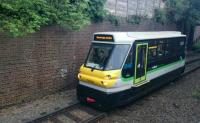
top-left (78, 65), bottom-right (121, 88)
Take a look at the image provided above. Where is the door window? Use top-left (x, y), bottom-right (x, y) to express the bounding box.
top-left (135, 44), bottom-right (148, 83)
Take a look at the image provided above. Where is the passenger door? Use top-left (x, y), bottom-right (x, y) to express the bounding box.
top-left (134, 43), bottom-right (148, 84)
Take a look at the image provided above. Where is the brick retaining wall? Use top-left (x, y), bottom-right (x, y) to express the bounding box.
top-left (0, 20), bottom-right (177, 107)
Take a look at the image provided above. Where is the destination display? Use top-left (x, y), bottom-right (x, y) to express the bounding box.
top-left (94, 34), bottom-right (114, 42)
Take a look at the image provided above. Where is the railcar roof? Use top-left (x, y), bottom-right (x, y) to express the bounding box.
top-left (94, 31), bottom-right (186, 43)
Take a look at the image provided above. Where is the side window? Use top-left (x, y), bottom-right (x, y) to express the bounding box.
top-left (165, 42), bottom-right (171, 57)
top-left (148, 40), bottom-right (157, 62)
top-left (122, 47), bottom-right (134, 78)
top-left (148, 46), bottom-right (157, 61)
top-left (157, 40), bottom-right (166, 58)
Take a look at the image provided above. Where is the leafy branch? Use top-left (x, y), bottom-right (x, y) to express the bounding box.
top-left (0, 0), bottom-right (107, 37)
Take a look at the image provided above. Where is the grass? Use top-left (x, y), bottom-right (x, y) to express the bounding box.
top-left (192, 89), bottom-right (200, 100)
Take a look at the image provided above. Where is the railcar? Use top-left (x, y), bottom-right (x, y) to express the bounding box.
top-left (77, 31), bottom-right (186, 110)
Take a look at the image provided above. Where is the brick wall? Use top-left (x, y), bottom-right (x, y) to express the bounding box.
top-left (0, 20), bottom-right (177, 108)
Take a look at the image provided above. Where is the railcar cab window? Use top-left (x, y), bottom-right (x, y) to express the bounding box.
top-left (85, 43), bottom-right (130, 70)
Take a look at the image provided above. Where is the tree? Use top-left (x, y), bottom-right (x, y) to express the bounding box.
top-left (165, 0), bottom-right (200, 48)
top-left (87, 0), bottom-right (107, 22)
top-left (0, 0), bottom-right (106, 37)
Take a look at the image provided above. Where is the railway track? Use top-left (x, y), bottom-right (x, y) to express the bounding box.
top-left (184, 57), bottom-right (200, 75)
top-left (27, 57), bottom-right (200, 123)
top-left (27, 102), bottom-right (106, 123)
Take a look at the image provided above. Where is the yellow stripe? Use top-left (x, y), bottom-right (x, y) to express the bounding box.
top-left (149, 46), bottom-right (157, 49)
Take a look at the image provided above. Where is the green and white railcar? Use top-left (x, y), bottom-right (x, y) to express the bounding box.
top-left (77, 31), bottom-right (186, 110)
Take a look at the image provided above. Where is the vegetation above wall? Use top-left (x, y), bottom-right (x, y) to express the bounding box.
top-left (0, 0), bottom-right (106, 37)
top-left (166, 0), bottom-right (200, 33)
top-left (107, 14), bottom-right (120, 26)
top-left (87, 0), bottom-right (107, 23)
top-left (153, 0), bottom-right (200, 47)
top-left (127, 15), bottom-right (142, 25)
top-left (1, 0), bottom-right (200, 41)
top-left (154, 0), bottom-right (200, 26)
top-left (154, 8), bottom-right (167, 25)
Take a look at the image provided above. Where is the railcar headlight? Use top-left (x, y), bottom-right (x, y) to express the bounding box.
top-left (78, 74), bottom-right (81, 79)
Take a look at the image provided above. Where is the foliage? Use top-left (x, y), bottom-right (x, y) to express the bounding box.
top-left (156, 0), bottom-right (200, 48)
top-left (165, 0), bottom-right (189, 23)
top-left (165, 0), bottom-right (200, 31)
top-left (0, 0), bottom-right (107, 37)
top-left (87, 0), bottom-right (107, 22)
top-left (0, 0), bottom-right (49, 36)
top-left (46, 0), bottom-right (90, 30)
top-left (127, 15), bottom-right (142, 25)
top-left (153, 0), bottom-right (200, 30)
top-left (154, 8), bottom-right (167, 24)
top-left (107, 14), bottom-right (120, 26)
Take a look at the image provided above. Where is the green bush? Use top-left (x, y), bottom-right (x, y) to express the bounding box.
top-left (0, 0), bottom-right (107, 37)
top-left (107, 14), bottom-right (120, 26)
top-left (127, 15), bottom-right (142, 25)
top-left (154, 8), bottom-right (167, 24)
top-left (87, 0), bottom-right (107, 22)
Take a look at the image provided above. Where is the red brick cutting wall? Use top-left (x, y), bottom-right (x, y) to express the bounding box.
top-left (0, 20), bottom-right (177, 107)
